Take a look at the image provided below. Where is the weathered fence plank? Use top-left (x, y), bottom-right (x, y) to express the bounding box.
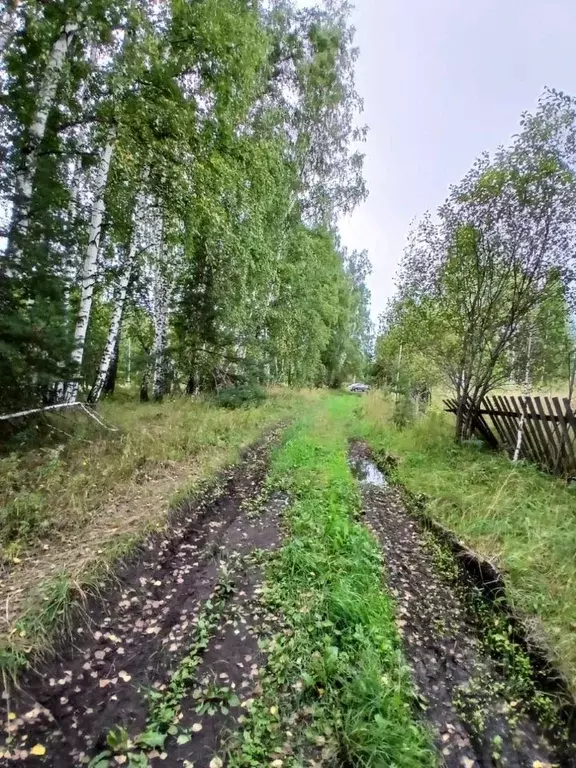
top-left (495, 396), bottom-right (519, 453)
top-left (552, 398), bottom-right (576, 472)
top-left (525, 396), bottom-right (552, 471)
top-left (514, 396), bottom-right (541, 465)
top-left (483, 396), bottom-right (505, 446)
top-left (533, 397), bottom-right (559, 472)
top-left (443, 394), bottom-right (576, 477)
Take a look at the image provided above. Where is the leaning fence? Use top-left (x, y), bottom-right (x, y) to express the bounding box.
top-left (443, 395), bottom-right (576, 477)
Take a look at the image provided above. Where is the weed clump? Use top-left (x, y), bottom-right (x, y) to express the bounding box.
top-left (214, 384), bottom-right (267, 409)
top-left (393, 392), bottom-right (415, 429)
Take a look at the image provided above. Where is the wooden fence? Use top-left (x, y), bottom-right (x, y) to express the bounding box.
top-left (444, 395), bottom-right (576, 476)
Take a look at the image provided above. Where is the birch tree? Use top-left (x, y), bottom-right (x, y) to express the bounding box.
top-left (88, 237), bottom-right (136, 403)
top-left (0, 0), bottom-right (20, 57)
top-left (394, 94), bottom-right (576, 441)
top-left (7, 5), bottom-right (84, 263)
top-left (0, 0), bottom-right (371, 412)
top-left (65, 134), bottom-right (115, 402)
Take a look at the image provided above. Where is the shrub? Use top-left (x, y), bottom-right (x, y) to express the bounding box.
top-left (214, 384), bottom-right (267, 410)
top-left (393, 392), bottom-right (415, 429)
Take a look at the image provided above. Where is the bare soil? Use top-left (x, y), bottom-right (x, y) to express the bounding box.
top-left (350, 440), bottom-right (573, 768)
top-left (0, 429), bottom-right (287, 766)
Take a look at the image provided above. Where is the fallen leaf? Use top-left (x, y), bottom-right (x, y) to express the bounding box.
top-left (118, 671), bottom-right (131, 682)
top-left (191, 723), bottom-right (203, 733)
top-left (99, 679), bottom-right (112, 688)
top-left (209, 758), bottom-right (223, 768)
top-left (30, 745), bottom-right (46, 756)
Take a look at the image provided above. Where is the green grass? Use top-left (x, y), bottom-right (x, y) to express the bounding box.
top-left (232, 394), bottom-right (434, 767)
top-left (356, 392), bottom-right (576, 693)
top-left (0, 389), bottom-right (318, 677)
top-left (0, 389), bottom-right (311, 554)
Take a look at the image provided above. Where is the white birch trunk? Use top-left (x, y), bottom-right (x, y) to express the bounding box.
top-left (89, 243), bottom-right (136, 403)
top-left (152, 287), bottom-right (169, 401)
top-left (0, 3), bottom-right (18, 56)
top-left (151, 238), bottom-right (169, 402)
top-left (147, 207), bottom-right (171, 402)
top-left (61, 152), bottom-right (86, 317)
top-left (513, 327), bottom-right (533, 462)
top-left (9, 11), bottom-right (83, 260)
top-left (65, 136), bottom-right (115, 403)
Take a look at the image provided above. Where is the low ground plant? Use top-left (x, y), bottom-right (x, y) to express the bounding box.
top-left (214, 383), bottom-right (267, 409)
top-left (0, 389), bottom-right (314, 673)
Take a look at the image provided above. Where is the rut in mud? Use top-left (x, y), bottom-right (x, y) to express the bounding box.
top-left (350, 440), bottom-right (572, 768)
top-left (0, 428), bottom-right (287, 767)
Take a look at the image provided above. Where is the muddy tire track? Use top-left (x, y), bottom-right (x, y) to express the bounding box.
top-left (350, 441), bottom-right (568, 768)
top-left (0, 428), bottom-right (287, 766)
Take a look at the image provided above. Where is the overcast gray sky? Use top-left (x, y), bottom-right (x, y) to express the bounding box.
top-left (338, 0), bottom-right (576, 321)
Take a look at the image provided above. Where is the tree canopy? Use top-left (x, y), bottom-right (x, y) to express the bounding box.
top-left (0, 0), bottom-right (371, 413)
top-left (375, 91), bottom-right (576, 439)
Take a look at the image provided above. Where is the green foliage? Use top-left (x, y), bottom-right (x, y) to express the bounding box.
top-left (0, 0), bottom-right (369, 412)
top-left (214, 384), bottom-right (267, 410)
top-left (392, 393), bottom-right (415, 429)
top-left (380, 92), bottom-right (576, 439)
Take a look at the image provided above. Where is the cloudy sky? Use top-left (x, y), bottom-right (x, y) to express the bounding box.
top-left (339, 0), bottom-right (576, 321)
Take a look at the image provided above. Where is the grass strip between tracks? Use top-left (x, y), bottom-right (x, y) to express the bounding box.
top-left (230, 395), bottom-right (434, 767)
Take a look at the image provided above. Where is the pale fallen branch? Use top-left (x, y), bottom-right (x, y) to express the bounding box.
top-left (0, 401), bottom-right (119, 432)
top-left (0, 402), bottom-right (82, 421)
top-left (79, 403), bottom-right (119, 432)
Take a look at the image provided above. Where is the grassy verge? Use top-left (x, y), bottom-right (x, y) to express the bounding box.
top-left (356, 392), bottom-right (576, 693)
top-left (0, 389), bottom-right (309, 556)
top-left (0, 389), bottom-right (315, 676)
top-left (232, 394), bottom-right (434, 767)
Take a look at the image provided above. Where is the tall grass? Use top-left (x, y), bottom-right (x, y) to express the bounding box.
top-left (0, 389), bottom-right (318, 675)
top-left (357, 391), bottom-right (576, 692)
top-left (0, 389), bottom-right (311, 555)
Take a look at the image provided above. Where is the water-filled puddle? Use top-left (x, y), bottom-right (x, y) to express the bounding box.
top-left (350, 457), bottom-right (387, 487)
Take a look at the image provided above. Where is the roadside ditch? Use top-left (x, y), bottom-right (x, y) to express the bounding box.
top-left (349, 439), bottom-right (576, 768)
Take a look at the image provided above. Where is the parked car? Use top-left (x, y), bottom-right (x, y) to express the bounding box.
top-left (347, 382), bottom-right (370, 393)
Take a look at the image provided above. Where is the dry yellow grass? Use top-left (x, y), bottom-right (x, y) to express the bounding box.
top-left (0, 389), bottom-right (319, 662)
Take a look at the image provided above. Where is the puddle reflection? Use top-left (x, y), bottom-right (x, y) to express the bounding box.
top-left (350, 457), bottom-right (387, 487)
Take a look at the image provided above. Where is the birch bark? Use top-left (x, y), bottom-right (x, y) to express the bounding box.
top-left (88, 241), bottom-right (136, 403)
top-left (8, 10), bottom-right (83, 261)
top-left (151, 217), bottom-right (169, 402)
top-left (0, 2), bottom-right (18, 57)
top-left (65, 135), bottom-right (115, 402)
